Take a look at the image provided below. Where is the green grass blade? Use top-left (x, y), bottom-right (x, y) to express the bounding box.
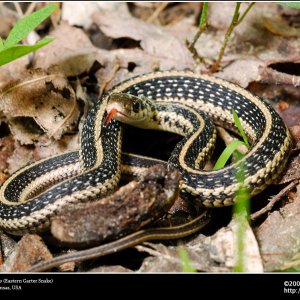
top-left (277, 2), bottom-right (300, 9)
top-left (178, 245), bottom-right (196, 272)
top-left (233, 164), bottom-right (250, 272)
top-left (199, 3), bottom-right (208, 29)
top-left (4, 4), bottom-right (56, 48)
top-left (213, 139), bottom-right (246, 170)
top-left (0, 37), bottom-right (53, 66)
top-left (0, 37), bottom-right (4, 50)
top-left (232, 109), bottom-right (250, 149)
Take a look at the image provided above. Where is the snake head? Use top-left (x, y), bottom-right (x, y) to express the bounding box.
top-left (106, 93), bottom-right (154, 127)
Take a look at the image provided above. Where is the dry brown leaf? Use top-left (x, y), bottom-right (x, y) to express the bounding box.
top-left (33, 133), bottom-right (80, 161)
top-left (263, 16), bottom-right (300, 38)
top-left (34, 22), bottom-right (97, 76)
top-left (290, 125), bottom-right (300, 150)
top-left (0, 3), bottom-right (17, 38)
top-left (0, 136), bottom-right (14, 171)
top-left (255, 183), bottom-right (300, 271)
top-left (5, 125), bottom-right (80, 175)
top-left (95, 48), bottom-right (183, 90)
top-left (137, 217), bottom-right (262, 272)
top-left (62, 2), bottom-right (129, 29)
top-left (136, 239), bottom-right (225, 272)
top-left (278, 155), bottom-right (300, 185)
top-left (0, 56), bottom-right (29, 91)
top-left (259, 67), bottom-right (300, 87)
top-left (247, 82), bottom-right (300, 129)
top-left (195, 3), bottom-right (300, 82)
top-left (209, 219), bottom-right (263, 272)
top-left (0, 69), bottom-right (80, 143)
top-left (92, 11), bottom-right (195, 71)
top-left (6, 141), bottom-right (35, 174)
top-left (216, 59), bottom-right (264, 88)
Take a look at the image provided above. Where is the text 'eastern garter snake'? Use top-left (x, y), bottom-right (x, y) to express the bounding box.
top-left (0, 70), bottom-right (293, 270)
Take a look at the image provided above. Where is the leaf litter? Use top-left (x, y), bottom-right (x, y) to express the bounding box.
top-left (0, 2), bottom-right (300, 273)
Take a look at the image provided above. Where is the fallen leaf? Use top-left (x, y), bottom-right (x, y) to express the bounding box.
top-left (33, 132), bottom-right (80, 161)
top-left (92, 11), bottom-right (195, 71)
top-left (0, 56), bottom-right (29, 90)
top-left (263, 16), bottom-right (300, 38)
top-left (290, 125), bottom-right (300, 150)
top-left (0, 3), bottom-right (17, 38)
top-left (278, 154), bottom-right (300, 184)
top-left (6, 140), bottom-right (35, 174)
top-left (255, 183), bottom-right (300, 271)
top-left (216, 59), bottom-right (264, 88)
top-left (137, 217), bottom-right (263, 272)
top-left (259, 66), bottom-right (300, 87)
top-left (62, 2), bottom-right (129, 29)
top-left (34, 22), bottom-right (97, 76)
top-left (0, 68), bottom-right (80, 143)
top-left (0, 136), bottom-right (14, 171)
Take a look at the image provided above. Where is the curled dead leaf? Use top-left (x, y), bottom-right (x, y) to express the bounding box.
top-left (92, 11), bottom-right (195, 71)
top-left (0, 69), bottom-right (80, 144)
top-left (263, 16), bottom-right (300, 38)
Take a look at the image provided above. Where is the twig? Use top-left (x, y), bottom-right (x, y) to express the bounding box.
top-left (210, 2), bottom-right (255, 72)
top-left (236, 2), bottom-right (256, 25)
top-left (147, 2), bottom-right (169, 23)
top-left (13, 2), bottom-right (24, 17)
top-left (24, 2), bottom-right (37, 17)
top-left (186, 3), bottom-right (208, 65)
top-left (250, 180), bottom-right (299, 221)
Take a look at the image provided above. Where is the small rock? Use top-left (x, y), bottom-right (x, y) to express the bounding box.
top-left (0, 234), bottom-right (53, 272)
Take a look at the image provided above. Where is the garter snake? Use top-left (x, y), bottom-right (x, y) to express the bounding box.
top-left (0, 70), bottom-right (292, 238)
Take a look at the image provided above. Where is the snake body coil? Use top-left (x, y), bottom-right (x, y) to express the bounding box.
top-left (0, 70), bottom-right (292, 235)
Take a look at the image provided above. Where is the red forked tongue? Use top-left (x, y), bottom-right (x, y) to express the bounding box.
top-left (105, 108), bottom-right (118, 125)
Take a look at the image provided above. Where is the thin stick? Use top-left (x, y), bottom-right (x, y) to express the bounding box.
top-left (250, 180), bottom-right (299, 221)
top-left (24, 2), bottom-right (37, 17)
top-left (147, 2), bottom-right (169, 23)
top-left (210, 2), bottom-right (255, 72)
top-left (13, 2), bottom-right (24, 17)
top-left (186, 3), bottom-right (208, 65)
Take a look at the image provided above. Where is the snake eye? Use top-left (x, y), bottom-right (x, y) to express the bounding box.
top-left (132, 102), bottom-right (140, 113)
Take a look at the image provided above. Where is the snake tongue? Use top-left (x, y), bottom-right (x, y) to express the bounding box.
top-left (105, 108), bottom-right (118, 125)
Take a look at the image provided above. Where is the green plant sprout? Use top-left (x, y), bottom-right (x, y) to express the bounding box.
top-left (212, 109), bottom-right (251, 271)
top-left (213, 109), bottom-right (250, 170)
top-left (187, 2), bottom-right (255, 71)
top-left (0, 4), bottom-right (57, 66)
top-left (210, 2), bottom-right (255, 72)
top-left (178, 245), bottom-right (196, 272)
top-left (233, 163), bottom-right (250, 272)
top-left (186, 2), bottom-right (208, 65)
